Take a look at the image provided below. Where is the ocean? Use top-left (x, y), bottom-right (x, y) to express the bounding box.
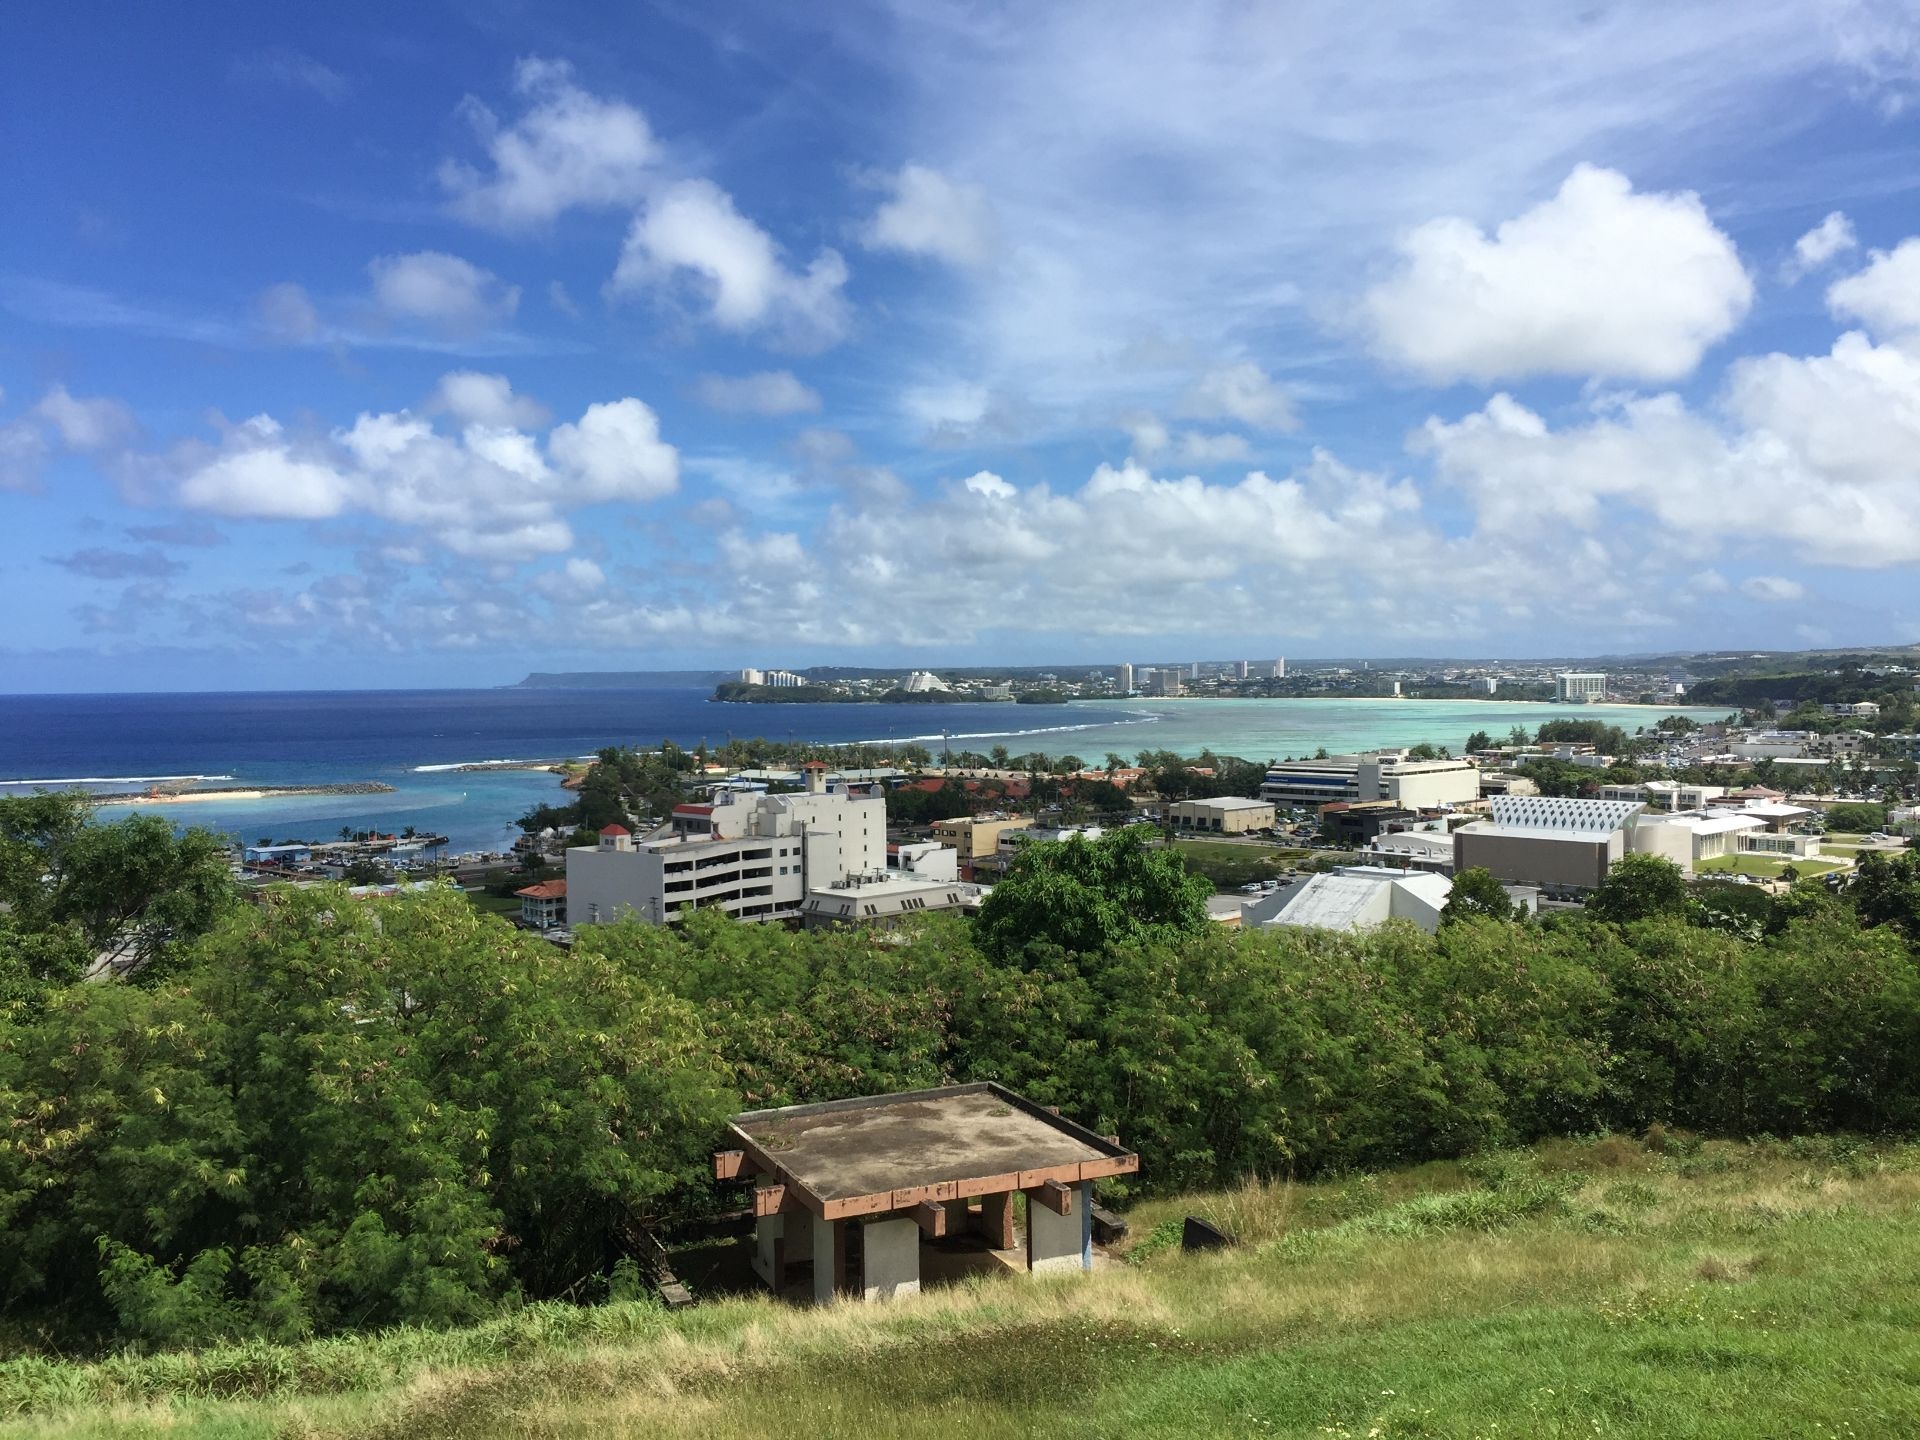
top-left (0, 689), bottom-right (1731, 857)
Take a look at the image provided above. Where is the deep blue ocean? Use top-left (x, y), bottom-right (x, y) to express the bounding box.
top-left (0, 688), bottom-right (1724, 858)
top-left (0, 689), bottom-right (1117, 856)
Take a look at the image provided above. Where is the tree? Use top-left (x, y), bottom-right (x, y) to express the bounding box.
top-left (1826, 801), bottom-right (1889, 834)
top-left (0, 793), bottom-right (237, 981)
top-left (1464, 730), bottom-right (1494, 754)
top-left (1586, 854), bottom-right (1692, 924)
top-left (972, 828), bottom-right (1212, 964)
top-left (1442, 867), bottom-right (1520, 924)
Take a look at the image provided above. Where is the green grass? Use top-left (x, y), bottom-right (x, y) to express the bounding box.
top-left (462, 891), bottom-right (526, 917)
top-left (1695, 854), bottom-right (1847, 879)
top-left (9, 1136), bottom-right (1920, 1437)
top-left (1172, 839), bottom-right (1311, 889)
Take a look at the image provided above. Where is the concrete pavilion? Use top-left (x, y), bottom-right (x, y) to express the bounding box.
top-left (713, 1083), bottom-right (1139, 1304)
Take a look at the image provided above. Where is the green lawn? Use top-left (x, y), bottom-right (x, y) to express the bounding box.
top-left (1695, 854), bottom-right (1848, 879)
top-left (10, 1136), bottom-right (1920, 1438)
top-left (462, 889), bottom-right (526, 917)
top-left (1172, 839), bottom-right (1311, 889)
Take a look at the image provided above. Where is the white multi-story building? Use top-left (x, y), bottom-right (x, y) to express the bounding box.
top-left (903, 671), bottom-right (951, 693)
top-left (759, 669), bottom-right (805, 688)
top-left (1555, 672), bottom-right (1608, 703)
top-left (739, 668), bottom-right (766, 685)
top-left (567, 765), bottom-right (885, 926)
top-left (1472, 677), bottom-right (1499, 694)
top-left (1116, 662), bottom-right (1134, 694)
top-left (1272, 658), bottom-right (1286, 679)
top-left (1261, 751), bottom-right (1479, 809)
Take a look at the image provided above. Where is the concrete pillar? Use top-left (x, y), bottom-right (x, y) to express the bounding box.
top-left (860, 1216), bottom-right (922, 1302)
top-left (752, 1214), bottom-right (784, 1290)
top-left (974, 1191), bottom-right (1015, 1249)
top-left (810, 1214), bottom-right (837, 1305)
top-left (1027, 1181), bottom-right (1091, 1275)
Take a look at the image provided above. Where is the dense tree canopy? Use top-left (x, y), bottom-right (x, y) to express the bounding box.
top-left (5, 805), bottom-right (1920, 1354)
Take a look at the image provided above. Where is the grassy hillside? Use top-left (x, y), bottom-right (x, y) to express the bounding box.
top-left (8, 1134), bottom-right (1920, 1438)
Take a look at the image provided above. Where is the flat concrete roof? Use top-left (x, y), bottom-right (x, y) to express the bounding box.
top-left (727, 1083), bottom-right (1135, 1218)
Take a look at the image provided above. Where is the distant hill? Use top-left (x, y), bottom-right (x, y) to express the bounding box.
top-left (509, 671), bottom-right (732, 690)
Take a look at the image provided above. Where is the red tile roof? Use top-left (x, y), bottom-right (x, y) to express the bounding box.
top-left (515, 879), bottom-right (567, 899)
top-left (599, 823), bottom-right (630, 836)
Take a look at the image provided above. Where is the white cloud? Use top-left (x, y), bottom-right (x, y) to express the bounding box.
top-left (1124, 414), bottom-right (1251, 466)
top-left (533, 556), bottom-right (607, 601)
top-left (691, 370), bottom-right (823, 415)
top-left (1828, 238), bottom-right (1920, 340)
top-left (172, 389), bottom-right (678, 558)
top-left (609, 179), bottom-right (850, 350)
top-left (1180, 362), bottom-right (1297, 431)
top-left (35, 385), bottom-right (136, 451)
top-left (1783, 211), bottom-right (1858, 280)
top-left (1742, 575), bottom-right (1806, 602)
top-left (440, 57), bottom-right (657, 229)
top-left (548, 398), bottom-right (679, 502)
top-left (429, 371), bottom-right (551, 429)
top-left (257, 282), bottom-right (322, 343)
top-left (0, 419), bottom-right (48, 490)
top-left (178, 417), bottom-right (358, 520)
top-left (962, 469), bottom-right (1015, 499)
top-left (863, 164), bottom-right (997, 267)
top-left (1360, 165), bottom-right (1752, 384)
top-left (367, 252), bottom-right (521, 331)
top-left (1418, 321), bottom-right (1920, 567)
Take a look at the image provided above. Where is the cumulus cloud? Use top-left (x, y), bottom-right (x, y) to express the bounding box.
top-left (1741, 574), bottom-right (1806, 602)
top-left (1418, 319), bottom-right (1920, 567)
top-left (367, 251), bottom-right (521, 331)
top-left (609, 179), bottom-right (851, 350)
top-left (547, 398), bottom-right (679, 503)
top-left (440, 57), bottom-right (657, 229)
top-left (35, 385), bottom-right (136, 451)
top-left (1828, 238), bottom-right (1920, 340)
top-left (171, 379), bottom-right (679, 559)
top-left (1124, 414), bottom-right (1251, 466)
top-left (1180, 362), bottom-right (1298, 431)
top-left (429, 371), bottom-right (551, 429)
top-left (691, 370), bottom-right (823, 415)
top-left (533, 555), bottom-right (607, 601)
top-left (1783, 211), bottom-right (1858, 280)
top-left (863, 164), bottom-right (997, 268)
top-left (1360, 165), bottom-right (1752, 383)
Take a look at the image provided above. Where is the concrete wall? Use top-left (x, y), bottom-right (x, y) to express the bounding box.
top-left (1454, 830), bottom-right (1619, 890)
top-left (1169, 799), bottom-right (1277, 833)
top-left (1027, 1182), bottom-right (1092, 1275)
top-left (1385, 763), bottom-right (1482, 809)
top-left (753, 1214), bottom-right (783, 1288)
top-left (861, 1217), bottom-right (922, 1302)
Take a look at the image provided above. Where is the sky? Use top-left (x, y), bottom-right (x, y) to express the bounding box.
top-left (5, 0), bottom-right (1920, 692)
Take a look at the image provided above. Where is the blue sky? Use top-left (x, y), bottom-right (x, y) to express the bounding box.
top-left (5, 1), bottom-right (1920, 692)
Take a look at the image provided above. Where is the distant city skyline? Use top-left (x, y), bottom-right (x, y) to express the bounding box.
top-left (4, 2), bottom-right (1919, 693)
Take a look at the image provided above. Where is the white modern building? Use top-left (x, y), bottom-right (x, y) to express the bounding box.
top-left (1363, 828), bottom-right (1457, 873)
top-left (1116, 662), bottom-right (1134, 694)
top-left (1272, 658), bottom-right (1286, 679)
top-left (903, 671), bottom-right (952, 693)
top-left (567, 764), bottom-right (886, 926)
top-left (1261, 750), bottom-right (1480, 809)
top-left (800, 841), bottom-right (986, 928)
top-left (1555, 672), bottom-right (1608, 703)
top-left (1245, 865), bottom-right (1454, 934)
top-left (1452, 796), bottom-right (1644, 892)
top-left (1472, 677), bottom-right (1499, 694)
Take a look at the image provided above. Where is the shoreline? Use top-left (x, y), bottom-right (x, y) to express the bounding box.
top-left (87, 782), bottom-right (398, 806)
